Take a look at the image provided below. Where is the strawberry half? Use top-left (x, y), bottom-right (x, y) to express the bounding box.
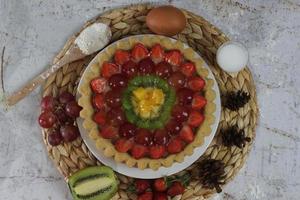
top-left (100, 125), bottom-right (118, 139)
top-left (137, 191), bottom-right (153, 200)
top-left (165, 50), bottom-right (182, 66)
top-left (101, 62), bottom-right (120, 78)
top-left (131, 144), bottom-right (148, 159)
top-left (149, 145), bottom-right (166, 159)
top-left (90, 77), bottom-right (108, 94)
top-left (92, 94), bottom-right (105, 110)
top-left (150, 43), bottom-right (165, 63)
top-left (132, 43), bottom-right (149, 62)
top-left (167, 181), bottom-right (185, 197)
top-left (114, 138), bottom-right (134, 153)
top-left (153, 192), bottom-right (168, 200)
top-left (188, 76), bottom-right (205, 91)
top-left (167, 138), bottom-right (183, 154)
top-left (114, 49), bottom-right (131, 65)
top-left (192, 94), bottom-right (207, 110)
top-left (188, 110), bottom-right (205, 127)
top-left (93, 112), bottom-right (106, 126)
top-left (135, 179), bottom-right (151, 194)
top-left (180, 62), bottom-right (196, 77)
top-left (179, 125), bottom-right (194, 143)
top-left (154, 178), bottom-right (167, 192)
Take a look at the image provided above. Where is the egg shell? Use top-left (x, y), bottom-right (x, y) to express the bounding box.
top-left (146, 6), bottom-right (186, 36)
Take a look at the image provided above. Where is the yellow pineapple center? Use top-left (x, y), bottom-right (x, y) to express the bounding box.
top-left (131, 87), bottom-right (165, 119)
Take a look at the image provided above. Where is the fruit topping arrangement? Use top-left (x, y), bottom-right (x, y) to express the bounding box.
top-left (128, 172), bottom-right (191, 200)
top-left (68, 166), bottom-right (118, 200)
top-left (38, 92), bottom-right (82, 146)
top-left (90, 42), bottom-right (207, 160)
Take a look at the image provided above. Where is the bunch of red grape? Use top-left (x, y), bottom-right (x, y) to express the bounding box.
top-left (38, 92), bottom-right (82, 146)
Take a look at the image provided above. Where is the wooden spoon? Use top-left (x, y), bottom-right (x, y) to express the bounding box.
top-left (6, 23), bottom-right (111, 106)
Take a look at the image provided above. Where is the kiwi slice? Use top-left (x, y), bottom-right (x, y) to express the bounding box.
top-left (68, 166), bottom-right (118, 200)
top-left (122, 75), bottom-right (176, 130)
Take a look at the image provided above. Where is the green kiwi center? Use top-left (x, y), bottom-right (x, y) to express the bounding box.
top-left (74, 176), bottom-right (113, 196)
top-left (122, 75), bottom-right (175, 130)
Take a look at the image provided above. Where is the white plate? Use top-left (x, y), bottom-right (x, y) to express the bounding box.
top-left (77, 35), bottom-right (221, 179)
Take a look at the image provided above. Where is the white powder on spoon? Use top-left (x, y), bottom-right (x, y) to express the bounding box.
top-left (75, 23), bottom-right (112, 55)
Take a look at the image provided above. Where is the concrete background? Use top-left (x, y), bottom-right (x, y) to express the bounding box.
top-left (0, 0), bottom-right (299, 199)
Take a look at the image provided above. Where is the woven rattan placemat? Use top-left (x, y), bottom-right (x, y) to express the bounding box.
top-left (42, 4), bottom-right (258, 200)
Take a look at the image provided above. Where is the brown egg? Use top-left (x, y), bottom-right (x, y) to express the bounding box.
top-left (146, 6), bottom-right (186, 36)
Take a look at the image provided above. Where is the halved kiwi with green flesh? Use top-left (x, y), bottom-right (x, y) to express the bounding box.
top-left (68, 166), bottom-right (118, 200)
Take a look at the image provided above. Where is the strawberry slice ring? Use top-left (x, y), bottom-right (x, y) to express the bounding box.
top-left (76, 35), bottom-right (221, 179)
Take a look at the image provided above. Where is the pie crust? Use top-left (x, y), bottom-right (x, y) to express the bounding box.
top-left (78, 35), bottom-right (216, 170)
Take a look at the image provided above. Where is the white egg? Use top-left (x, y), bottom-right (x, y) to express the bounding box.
top-left (216, 42), bottom-right (248, 73)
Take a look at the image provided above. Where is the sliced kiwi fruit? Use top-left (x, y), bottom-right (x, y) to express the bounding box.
top-left (68, 166), bottom-right (118, 200)
top-left (122, 75), bottom-right (176, 130)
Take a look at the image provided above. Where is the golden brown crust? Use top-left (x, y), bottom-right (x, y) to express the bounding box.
top-left (78, 35), bottom-right (217, 170)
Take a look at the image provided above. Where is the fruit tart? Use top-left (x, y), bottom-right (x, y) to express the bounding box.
top-left (78, 35), bottom-right (216, 170)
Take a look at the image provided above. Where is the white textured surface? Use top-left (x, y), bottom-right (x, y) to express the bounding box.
top-left (0, 0), bottom-right (299, 199)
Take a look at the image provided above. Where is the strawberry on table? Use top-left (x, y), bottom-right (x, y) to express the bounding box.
top-left (93, 112), bottom-right (106, 126)
top-left (137, 191), bottom-right (153, 200)
top-left (153, 178), bottom-right (167, 192)
top-left (188, 76), bottom-right (205, 91)
top-left (132, 43), bottom-right (149, 62)
top-left (90, 77), bottom-right (108, 94)
top-left (131, 144), bottom-right (148, 159)
top-left (179, 125), bottom-right (194, 143)
top-left (188, 110), bottom-right (205, 127)
top-left (115, 138), bottom-right (134, 153)
top-left (92, 94), bottom-right (105, 110)
top-left (192, 94), bottom-right (207, 110)
top-left (101, 62), bottom-right (120, 78)
top-left (114, 49), bottom-right (131, 65)
top-left (99, 125), bottom-right (118, 139)
top-left (180, 62), bottom-right (196, 77)
top-left (153, 192), bottom-right (168, 200)
top-left (165, 50), bottom-right (182, 66)
top-left (149, 145), bottom-right (166, 159)
top-left (167, 138), bottom-right (183, 154)
top-left (167, 181), bottom-right (185, 197)
top-left (135, 179), bottom-right (151, 194)
top-left (150, 43), bottom-right (165, 63)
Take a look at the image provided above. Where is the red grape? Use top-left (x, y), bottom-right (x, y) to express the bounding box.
top-left (59, 91), bottom-right (75, 104)
top-left (138, 57), bottom-right (154, 75)
top-left (60, 125), bottom-right (79, 142)
top-left (165, 119), bottom-right (182, 135)
top-left (121, 60), bottom-right (138, 78)
top-left (65, 101), bottom-right (82, 118)
top-left (108, 74), bottom-right (128, 89)
top-left (168, 72), bottom-right (186, 89)
top-left (135, 129), bottom-right (153, 146)
top-left (54, 108), bottom-right (73, 124)
top-left (106, 107), bottom-right (125, 126)
top-left (177, 88), bottom-right (194, 105)
top-left (154, 61), bottom-right (173, 79)
top-left (119, 122), bottom-right (137, 138)
top-left (38, 111), bottom-right (57, 128)
top-left (105, 89), bottom-right (122, 108)
top-left (41, 96), bottom-right (57, 111)
top-left (48, 129), bottom-right (63, 146)
top-left (153, 129), bottom-right (169, 145)
top-left (172, 105), bottom-right (189, 122)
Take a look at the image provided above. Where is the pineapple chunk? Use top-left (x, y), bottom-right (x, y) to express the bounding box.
top-left (132, 87), bottom-right (165, 119)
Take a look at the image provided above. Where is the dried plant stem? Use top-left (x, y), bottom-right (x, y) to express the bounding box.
top-left (0, 46), bottom-right (5, 101)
